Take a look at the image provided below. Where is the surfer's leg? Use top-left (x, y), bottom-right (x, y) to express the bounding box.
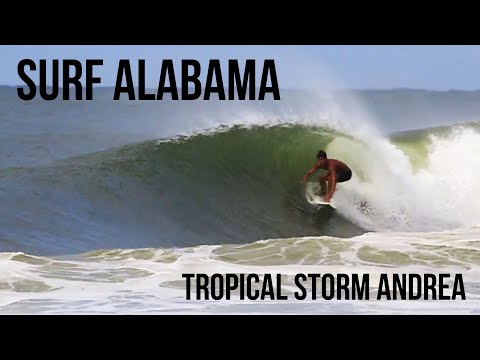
top-left (318, 175), bottom-right (328, 195)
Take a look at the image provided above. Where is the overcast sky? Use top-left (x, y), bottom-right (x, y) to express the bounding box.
top-left (1, 45), bottom-right (479, 90)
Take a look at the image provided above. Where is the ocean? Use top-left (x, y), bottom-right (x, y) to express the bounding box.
top-left (1, 86), bottom-right (479, 314)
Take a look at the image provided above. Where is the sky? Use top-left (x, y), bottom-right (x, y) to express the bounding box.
top-left (1, 45), bottom-right (479, 90)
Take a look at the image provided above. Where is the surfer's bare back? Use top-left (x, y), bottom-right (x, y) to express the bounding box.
top-left (302, 150), bottom-right (352, 202)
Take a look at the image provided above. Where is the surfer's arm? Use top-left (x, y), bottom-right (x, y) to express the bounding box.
top-left (302, 162), bottom-right (321, 182)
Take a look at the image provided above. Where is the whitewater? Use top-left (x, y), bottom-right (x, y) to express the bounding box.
top-left (1, 87), bottom-right (479, 314)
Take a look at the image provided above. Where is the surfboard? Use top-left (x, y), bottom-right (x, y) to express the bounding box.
top-left (306, 193), bottom-right (336, 209)
top-left (305, 182), bottom-right (336, 209)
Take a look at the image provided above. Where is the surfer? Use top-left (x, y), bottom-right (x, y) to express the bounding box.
top-left (302, 150), bottom-right (352, 202)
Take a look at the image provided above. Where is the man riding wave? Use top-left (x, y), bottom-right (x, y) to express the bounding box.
top-left (302, 150), bottom-right (352, 202)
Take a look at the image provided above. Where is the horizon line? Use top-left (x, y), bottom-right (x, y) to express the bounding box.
top-left (3, 85), bottom-right (480, 92)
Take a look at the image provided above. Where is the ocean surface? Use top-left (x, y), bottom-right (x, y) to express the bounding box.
top-left (1, 86), bottom-right (480, 314)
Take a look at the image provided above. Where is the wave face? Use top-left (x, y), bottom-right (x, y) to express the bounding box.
top-left (0, 125), bottom-right (362, 255)
top-left (2, 121), bottom-right (480, 257)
